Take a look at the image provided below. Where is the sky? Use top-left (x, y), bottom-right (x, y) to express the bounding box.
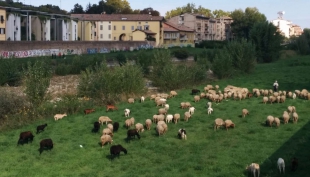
top-left (24, 0), bottom-right (310, 29)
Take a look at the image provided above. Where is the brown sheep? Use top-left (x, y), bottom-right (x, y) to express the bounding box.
top-left (224, 120), bottom-right (235, 131)
top-left (242, 109), bottom-right (249, 118)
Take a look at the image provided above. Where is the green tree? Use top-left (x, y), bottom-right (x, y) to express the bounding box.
top-left (70, 3), bottom-right (84, 14)
top-left (140, 7), bottom-right (160, 16)
top-left (230, 7), bottom-right (266, 39)
top-left (165, 3), bottom-right (213, 19)
top-left (106, 0), bottom-right (131, 13)
top-left (212, 9), bottom-right (231, 18)
top-left (249, 21), bottom-right (284, 63)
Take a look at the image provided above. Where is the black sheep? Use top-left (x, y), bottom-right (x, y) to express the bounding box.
top-left (17, 131), bottom-right (34, 145)
top-left (127, 129), bottom-right (140, 142)
top-left (291, 157), bottom-right (298, 171)
top-left (36, 124), bottom-right (47, 134)
top-left (191, 89), bottom-right (201, 95)
top-left (110, 144), bottom-right (127, 160)
top-left (113, 122), bottom-right (119, 132)
top-left (39, 139), bottom-right (53, 155)
top-left (92, 121), bottom-right (100, 133)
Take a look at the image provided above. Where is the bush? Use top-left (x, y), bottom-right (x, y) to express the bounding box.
top-left (212, 49), bottom-right (234, 79)
top-left (174, 49), bottom-right (189, 59)
top-left (116, 52), bottom-right (127, 66)
top-left (0, 89), bottom-right (27, 120)
top-left (195, 41), bottom-right (228, 49)
top-left (0, 59), bottom-right (21, 86)
top-left (135, 51), bottom-right (152, 75)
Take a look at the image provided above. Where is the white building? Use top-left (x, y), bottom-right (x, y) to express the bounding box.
top-left (271, 19), bottom-right (292, 38)
top-left (6, 13), bottom-right (21, 41)
top-left (69, 20), bottom-right (78, 41)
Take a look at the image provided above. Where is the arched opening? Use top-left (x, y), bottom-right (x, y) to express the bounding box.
top-left (119, 33), bottom-right (126, 41)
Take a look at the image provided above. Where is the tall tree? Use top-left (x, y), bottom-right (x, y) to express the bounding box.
top-left (165, 3), bottom-right (213, 19)
top-left (106, 0), bottom-right (131, 13)
top-left (140, 7), bottom-right (160, 16)
top-left (70, 3), bottom-right (84, 14)
top-left (212, 9), bottom-right (231, 18)
top-left (230, 7), bottom-right (266, 39)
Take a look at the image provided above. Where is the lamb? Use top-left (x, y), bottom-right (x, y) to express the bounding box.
top-left (102, 128), bottom-right (113, 137)
top-left (165, 114), bottom-right (174, 123)
top-left (207, 107), bottom-right (213, 115)
top-left (282, 112), bottom-right (290, 124)
top-left (54, 113), bottom-right (67, 121)
top-left (242, 109), bottom-right (249, 118)
top-left (178, 128), bottom-right (187, 140)
top-left (292, 112), bottom-right (298, 123)
top-left (127, 129), bottom-right (140, 142)
top-left (194, 95), bottom-right (200, 102)
top-left (266, 115), bottom-right (275, 127)
top-left (207, 102), bottom-right (212, 108)
top-left (214, 118), bottom-right (225, 131)
top-left (277, 158), bottom-right (285, 174)
top-left (224, 120), bottom-right (235, 131)
top-left (36, 124), bottom-right (47, 134)
top-left (110, 144), bottom-right (127, 160)
top-left (113, 122), bottom-right (119, 132)
top-left (246, 163), bottom-right (260, 177)
top-left (170, 90), bottom-right (178, 97)
top-left (274, 117), bottom-right (280, 127)
top-left (140, 96), bottom-right (145, 103)
top-left (291, 157), bottom-right (298, 171)
top-left (107, 123), bottom-right (114, 132)
top-left (39, 138), bottom-right (53, 155)
top-left (189, 107), bottom-right (196, 115)
top-left (124, 108), bottom-right (131, 117)
top-left (145, 119), bottom-right (152, 130)
top-left (100, 134), bottom-right (113, 148)
top-left (173, 113), bottom-right (180, 124)
top-left (98, 116), bottom-right (113, 125)
top-left (128, 98), bottom-right (135, 103)
top-left (135, 123), bottom-right (144, 133)
top-left (184, 111), bottom-right (191, 122)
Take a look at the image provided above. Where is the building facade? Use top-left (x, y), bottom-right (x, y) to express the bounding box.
top-left (289, 24), bottom-right (303, 37)
top-left (162, 22), bottom-right (195, 47)
top-left (271, 18), bottom-right (292, 38)
top-left (0, 7), bottom-right (6, 41)
top-left (6, 13), bottom-right (21, 41)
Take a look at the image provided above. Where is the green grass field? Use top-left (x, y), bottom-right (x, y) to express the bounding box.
top-left (0, 55), bottom-right (310, 177)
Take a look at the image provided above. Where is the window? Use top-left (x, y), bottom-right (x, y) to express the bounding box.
top-left (131, 26), bottom-right (134, 30)
top-left (139, 22), bottom-right (141, 24)
top-left (94, 32), bottom-right (96, 36)
top-left (122, 26), bottom-right (125, 30)
top-left (114, 26), bottom-right (116, 30)
top-left (108, 25), bottom-right (111, 30)
top-left (14, 20), bottom-right (15, 26)
top-left (144, 25), bottom-right (149, 30)
top-left (0, 28), bottom-right (5, 34)
top-left (114, 37), bottom-right (116, 40)
top-left (100, 34), bottom-right (103, 39)
top-left (109, 34), bottom-right (111, 39)
top-left (109, 21), bottom-right (111, 23)
top-left (0, 15), bottom-right (4, 23)
top-left (100, 25), bottom-right (103, 30)
top-left (91, 34), bottom-right (92, 39)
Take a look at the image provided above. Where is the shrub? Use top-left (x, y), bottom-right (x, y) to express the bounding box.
top-left (0, 89), bottom-right (27, 120)
top-left (212, 49), bottom-right (234, 79)
top-left (135, 51), bottom-right (152, 75)
top-left (174, 48), bottom-right (189, 60)
top-left (23, 60), bottom-right (52, 107)
top-left (116, 52), bottom-right (127, 66)
top-left (0, 59), bottom-right (21, 86)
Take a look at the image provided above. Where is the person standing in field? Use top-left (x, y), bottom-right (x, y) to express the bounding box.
top-left (273, 80), bottom-right (279, 92)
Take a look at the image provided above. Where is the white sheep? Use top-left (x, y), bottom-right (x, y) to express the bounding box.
top-left (145, 119), bottom-right (152, 130)
top-left (128, 98), bottom-right (135, 103)
top-left (165, 114), bottom-right (173, 123)
top-left (54, 113), bottom-right (67, 121)
top-left (98, 116), bottom-right (113, 125)
top-left (282, 112), bottom-right (290, 124)
top-left (102, 128), bottom-right (113, 137)
top-left (135, 123), bottom-right (144, 133)
top-left (274, 117), bottom-right (280, 127)
top-left (156, 124), bottom-right (165, 136)
top-left (246, 163), bottom-right (260, 177)
top-left (170, 90), bottom-right (178, 97)
top-left (292, 112), bottom-right (298, 123)
top-left (266, 115), bottom-right (275, 127)
top-left (194, 95), bottom-right (200, 102)
top-left (207, 107), bottom-right (213, 115)
top-left (242, 109), bottom-right (249, 118)
top-left (189, 107), bottom-right (196, 115)
top-left (124, 108), bottom-right (130, 117)
top-left (158, 108), bottom-right (167, 115)
top-left (292, 93), bottom-right (296, 99)
top-left (184, 112), bottom-right (191, 122)
top-left (100, 134), bottom-right (113, 148)
top-left (164, 104), bottom-right (169, 110)
top-left (173, 113), bottom-right (180, 124)
top-left (140, 96), bottom-right (145, 103)
top-left (277, 158), bottom-right (285, 174)
top-left (214, 118), bottom-right (225, 131)
top-left (107, 123), bottom-right (113, 132)
top-left (224, 120), bottom-right (235, 131)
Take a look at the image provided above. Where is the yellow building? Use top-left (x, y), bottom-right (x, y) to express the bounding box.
top-left (162, 22), bottom-right (195, 48)
top-left (71, 14), bottom-right (164, 46)
top-left (0, 7), bottom-right (6, 41)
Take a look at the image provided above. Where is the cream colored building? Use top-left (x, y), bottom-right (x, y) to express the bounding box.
top-left (162, 22), bottom-right (195, 47)
top-left (72, 14), bottom-right (164, 46)
top-left (0, 7), bottom-right (6, 41)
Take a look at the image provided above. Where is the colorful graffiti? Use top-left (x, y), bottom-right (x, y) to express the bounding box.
top-left (0, 49), bottom-right (82, 59)
top-left (87, 48), bottom-right (98, 54)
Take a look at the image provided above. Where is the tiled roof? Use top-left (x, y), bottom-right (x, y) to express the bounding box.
top-left (163, 23), bottom-right (179, 32)
top-left (71, 14), bottom-right (164, 21)
top-left (163, 22), bottom-right (194, 32)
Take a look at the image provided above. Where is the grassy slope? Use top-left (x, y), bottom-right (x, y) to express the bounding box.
top-left (1, 56), bottom-right (310, 177)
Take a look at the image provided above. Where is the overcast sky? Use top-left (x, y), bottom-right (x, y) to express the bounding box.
top-left (25, 0), bottom-right (310, 29)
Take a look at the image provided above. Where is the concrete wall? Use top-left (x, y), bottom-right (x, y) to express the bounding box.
top-left (0, 41), bottom-right (155, 58)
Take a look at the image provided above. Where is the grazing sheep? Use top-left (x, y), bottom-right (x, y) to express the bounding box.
top-left (224, 120), bottom-right (235, 131)
top-left (162, 123), bottom-right (168, 134)
top-left (113, 122), bottom-right (119, 132)
top-left (292, 106), bottom-right (296, 113)
top-left (287, 106), bottom-right (293, 114)
top-left (54, 113), bottom-right (67, 121)
top-left (246, 163), bottom-right (260, 177)
top-left (214, 118), bottom-right (225, 131)
top-left (127, 129), bottom-right (140, 142)
top-left (242, 109), bottom-right (249, 118)
top-left (128, 98), bottom-right (135, 104)
top-left (39, 138), bottom-right (53, 155)
top-left (124, 108), bottom-right (131, 117)
top-left (291, 157), bottom-right (298, 171)
top-left (135, 123), bottom-right (144, 133)
top-left (106, 105), bottom-right (118, 112)
top-left (207, 107), bottom-right (213, 115)
top-left (18, 131), bottom-right (34, 145)
top-left (100, 134), bottom-right (113, 148)
top-left (178, 128), bottom-right (187, 140)
top-left (200, 92), bottom-right (206, 98)
top-left (180, 102), bottom-right (187, 109)
top-left (165, 114), bottom-right (173, 123)
top-left (110, 144), bottom-right (127, 160)
top-left (150, 94), bottom-right (156, 100)
top-left (277, 158), bottom-right (285, 174)
top-left (266, 115), bottom-right (275, 127)
top-left (191, 89), bottom-right (201, 95)
top-left (274, 117), bottom-right (280, 127)
top-left (280, 95), bottom-right (286, 103)
top-left (156, 124), bottom-right (165, 136)
top-left (207, 102), bottom-right (212, 108)
top-left (145, 119), bottom-right (152, 130)
top-left (292, 93), bottom-right (296, 99)
top-left (102, 128), bottom-right (113, 137)
top-left (140, 96), bottom-right (145, 103)
top-left (156, 99), bottom-right (166, 107)
top-left (184, 112), bottom-right (191, 122)
top-left (92, 122), bottom-right (100, 133)
top-left (98, 116), bottom-right (113, 125)
top-left (282, 112), bottom-right (290, 124)
top-left (292, 112), bottom-right (298, 123)
top-left (263, 97), bottom-right (268, 104)
top-left (36, 124), bottom-right (47, 134)
top-left (84, 109), bottom-right (95, 115)
top-left (153, 114), bottom-right (165, 123)
top-left (164, 104), bottom-right (169, 110)
top-left (170, 90), bottom-right (178, 97)
top-left (173, 113), bottom-right (180, 124)
top-left (107, 123), bottom-right (114, 132)
top-left (158, 108), bottom-right (167, 115)
top-left (194, 95), bottom-right (200, 102)
top-left (189, 107), bottom-right (196, 115)
top-left (125, 118), bottom-right (135, 129)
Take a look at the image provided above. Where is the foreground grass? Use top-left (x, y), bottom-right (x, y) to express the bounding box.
top-left (0, 56), bottom-right (310, 177)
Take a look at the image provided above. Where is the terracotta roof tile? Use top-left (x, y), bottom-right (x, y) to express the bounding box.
top-left (163, 22), bottom-right (194, 32)
top-left (71, 14), bottom-right (163, 21)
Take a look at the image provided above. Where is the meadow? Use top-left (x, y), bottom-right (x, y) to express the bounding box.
top-left (0, 55), bottom-right (310, 177)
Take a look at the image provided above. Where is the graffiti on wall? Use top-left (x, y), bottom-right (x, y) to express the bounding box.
top-left (0, 49), bottom-right (82, 58)
top-left (137, 44), bottom-right (153, 50)
top-left (87, 48), bottom-right (98, 54)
